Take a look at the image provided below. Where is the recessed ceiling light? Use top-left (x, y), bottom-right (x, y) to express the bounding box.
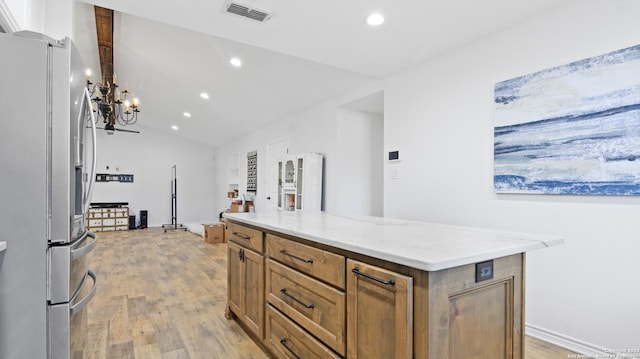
top-left (366, 13), bottom-right (385, 26)
top-left (171, 125), bottom-right (179, 130)
top-left (230, 57), bottom-right (242, 67)
top-left (200, 92), bottom-right (209, 99)
top-left (183, 112), bottom-right (191, 118)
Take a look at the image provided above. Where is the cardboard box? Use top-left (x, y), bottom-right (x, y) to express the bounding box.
top-left (204, 223), bottom-right (225, 244)
top-left (230, 200), bottom-right (254, 213)
top-left (230, 204), bottom-right (246, 213)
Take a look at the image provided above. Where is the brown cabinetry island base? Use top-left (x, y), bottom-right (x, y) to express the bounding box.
top-left (224, 212), bottom-right (561, 359)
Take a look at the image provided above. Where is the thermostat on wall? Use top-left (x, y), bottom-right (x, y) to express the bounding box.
top-left (388, 150), bottom-right (400, 161)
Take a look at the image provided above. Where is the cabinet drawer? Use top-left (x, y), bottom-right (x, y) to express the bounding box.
top-left (267, 234), bottom-right (345, 289)
top-left (267, 259), bottom-right (346, 356)
top-left (226, 222), bottom-right (264, 253)
top-left (88, 219), bottom-right (102, 227)
top-left (266, 305), bottom-right (340, 359)
top-left (115, 218), bottom-right (128, 225)
top-left (102, 218), bottom-right (116, 226)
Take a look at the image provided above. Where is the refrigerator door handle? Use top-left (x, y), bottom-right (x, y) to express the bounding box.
top-left (83, 87), bottom-right (97, 215)
top-left (70, 231), bottom-right (97, 260)
top-left (69, 269), bottom-right (97, 316)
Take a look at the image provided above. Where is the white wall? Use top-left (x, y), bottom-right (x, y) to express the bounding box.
top-left (91, 127), bottom-right (216, 227)
top-left (336, 108), bottom-right (383, 216)
top-left (213, 82), bottom-right (384, 215)
top-left (384, 0), bottom-right (640, 350)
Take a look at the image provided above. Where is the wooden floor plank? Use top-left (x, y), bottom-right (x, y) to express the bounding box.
top-left (86, 227), bottom-right (578, 358)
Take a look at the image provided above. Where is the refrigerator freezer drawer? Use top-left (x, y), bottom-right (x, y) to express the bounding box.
top-left (48, 270), bottom-right (96, 359)
top-left (48, 232), bottom-right (97, 304)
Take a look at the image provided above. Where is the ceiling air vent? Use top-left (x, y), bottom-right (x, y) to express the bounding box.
top-left (224, 1), bottom-right (273, 22)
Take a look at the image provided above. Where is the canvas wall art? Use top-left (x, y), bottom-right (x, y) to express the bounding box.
top-left (494, 44), bottom-right (640, 195)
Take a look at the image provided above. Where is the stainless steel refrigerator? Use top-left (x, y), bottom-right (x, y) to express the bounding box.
top-left (0, 31), bottom-right (98, 359)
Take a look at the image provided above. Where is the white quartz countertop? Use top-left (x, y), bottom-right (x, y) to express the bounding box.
top-left (0, 241), bottom-right (6, 253)
top-left (224, 211), bottom-right (563, 272)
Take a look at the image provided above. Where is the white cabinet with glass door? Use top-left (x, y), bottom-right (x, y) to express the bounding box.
top-left (278, 153), bottom-right (322, 211)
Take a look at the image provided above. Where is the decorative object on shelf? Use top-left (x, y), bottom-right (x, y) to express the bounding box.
top-left (494, 43), bottom-right (640, 195)
top-left (86, 69), bottom-right (140, 134)
top-left (247, 150), bottom-right (257, 193)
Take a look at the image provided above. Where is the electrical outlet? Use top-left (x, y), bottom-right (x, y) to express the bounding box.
top-left (475, 260), bottom-right (494, 282)
top-left (388, 150), bottom-right (400, 161)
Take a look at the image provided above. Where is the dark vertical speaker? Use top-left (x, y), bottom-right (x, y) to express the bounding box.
top-left (139, 210), bottom-right (148, 229)
top-left (129, 215), bottom-right (136, 230)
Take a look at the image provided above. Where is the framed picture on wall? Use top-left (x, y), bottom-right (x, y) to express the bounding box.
top-left (494, 44), bottom-right (640, 195)
top-left (247, 150), bottom-right (257, 193)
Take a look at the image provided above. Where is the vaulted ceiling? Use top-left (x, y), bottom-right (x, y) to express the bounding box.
top-left (73, 0), bottom-right (575, 147)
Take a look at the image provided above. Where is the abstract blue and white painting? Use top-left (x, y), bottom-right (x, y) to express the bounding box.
top-left (494, 44), bottom-right (640, 195)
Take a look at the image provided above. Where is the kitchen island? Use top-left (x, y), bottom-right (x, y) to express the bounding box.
top-left (223, 211), bottom-right (562, 359)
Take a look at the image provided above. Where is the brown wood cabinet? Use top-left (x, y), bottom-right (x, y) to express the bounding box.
top-left (226, 226), bottom-right (265, 340)
top-left (226, 217), bottom-right (527, 359)
top-left (346, 259), bottom-right (413, 359)
top-left (266, 259), bottom-right (346, 355)
top-left (267, 233), bottom-right (346, 289)
top-left (266, 305), bottom-right (341, 359)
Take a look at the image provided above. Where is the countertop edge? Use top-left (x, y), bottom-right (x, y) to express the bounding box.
top-left (224, 214), bottom-right (564, 271)
top-left (0, 241), bottom-right (6, 253)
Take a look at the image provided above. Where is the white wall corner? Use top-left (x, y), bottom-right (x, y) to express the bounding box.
top-left (526, 323), bottom-right (632, 358)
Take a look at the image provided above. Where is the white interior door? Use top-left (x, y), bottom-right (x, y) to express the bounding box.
top-left (266, 137), bottom-right (289, 212)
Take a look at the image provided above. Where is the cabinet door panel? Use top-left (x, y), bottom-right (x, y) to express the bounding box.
top-left (346, 259), bottom-right (413, 359)
top-left (243, 247), bottom-right (265, 340)
top-left (227, 242), bottom-right (244, 317)
top-left (448, 279), bottom-right (514, 359)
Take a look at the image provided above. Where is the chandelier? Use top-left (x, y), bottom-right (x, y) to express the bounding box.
top-left (85, 69), bottom-right (140, 133)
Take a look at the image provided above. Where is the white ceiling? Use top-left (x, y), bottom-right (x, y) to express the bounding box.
top-left (73, 0), bottom-right (574, 147)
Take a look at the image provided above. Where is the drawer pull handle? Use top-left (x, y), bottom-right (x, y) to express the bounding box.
top-left (352, 267), bottom-right (396, 286)
top-left (279, 249), bottom-right (313, 264)
top-left (280, 338), bottom-right (301, 359)
top-left (280, 288), bottom-right (315, 309)
top-left (232, 231), bottom-right (251, 240)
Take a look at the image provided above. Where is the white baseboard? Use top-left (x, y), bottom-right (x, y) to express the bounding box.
top-left (526, 323), bottom-right (636, 358)
top-left (184, 223), bottom-right (204, 237)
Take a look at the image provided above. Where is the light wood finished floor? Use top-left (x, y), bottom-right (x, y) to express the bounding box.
top-left (86, 228), bottom-right (581, 359)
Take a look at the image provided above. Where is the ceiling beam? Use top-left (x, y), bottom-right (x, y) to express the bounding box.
top-left (94, 6), bottom-right (113, 85)
top-left (93, 6), bottom-right (115, 126)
